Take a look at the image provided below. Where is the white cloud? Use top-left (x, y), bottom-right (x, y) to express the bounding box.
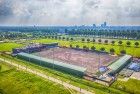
top-left (0, 0), bottom-right (140, 25)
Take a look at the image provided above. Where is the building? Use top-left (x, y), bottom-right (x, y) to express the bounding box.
top-left (108, 55), bottom-right (132, 76)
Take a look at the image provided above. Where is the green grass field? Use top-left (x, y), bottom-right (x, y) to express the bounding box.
top-left (0, 62), bottom-right (11, 72)
top-left (0, 38), bottom-right (140, 57)
top-left (112, 79), bottom-right (140, 94)
top-left (32, 38), bottom-right (140, 57)
top-left (0, 63), bottom-right (74, 94)
top-left (0, 43), bottom-right (23, 52)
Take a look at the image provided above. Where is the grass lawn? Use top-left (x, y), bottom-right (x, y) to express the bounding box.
top-left (0, 62), bottom-right (12, 72)
top-left (0, 38), bottom-right (140, 57)
top-left (0, 43), bottom-right (23, 52)
top-left (32, 38), bottom-right (140, 57)
top-left (112, 78), bottom-right (140, 94)
top-left (0, 63), bottom-right (73, 94)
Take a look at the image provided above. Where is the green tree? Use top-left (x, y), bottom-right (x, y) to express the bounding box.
top-left (70, 38), bottom-right (74, 41)
top-left (83, 45), bottom-right (87, 49)
top-left (76, 45), bottom-right (80, 49)
top-left (120, 50), bottom-right (126, 54)
top-left (87, 38), bottom-right (90, 42)
top-left (118, 41), bottom-right (123, 46)
top-left (62, 37), bottom-right (65, 40)
top-left (66, 37), bottom-right (69, 41)
top-left (92, 39), bottom-right (95, 42)
top-left (126, 41), bottom-right (131, 47)
top-left (100, 47), bottom-right (105, 52)
top-left (134, 42), bottom-right (139, 47)
top-left (111, 40), bottom-right (115, 45)
top-left (91, 46), bottom-right (96, 51)
top-left (110, 48), bottom-right (115, 54)
top-left (98, 39), bottom-right (102, 43)
top-left (70, 44), bottom-right (72, 48)
top-left (59, 36), bottom-right (61, 40)
top-left (104, 40), bottom-right (108, 44)
top-left (55, 36), bottom-right (57, 40)
top-left (82, 38), bottom-right (85, 42)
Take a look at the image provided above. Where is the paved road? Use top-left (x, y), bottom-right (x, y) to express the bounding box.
top-left (0, 58), bottom-right (94, 94)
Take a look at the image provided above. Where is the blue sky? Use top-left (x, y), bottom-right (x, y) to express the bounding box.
top-left (0, 0), bottom-right (140, 25)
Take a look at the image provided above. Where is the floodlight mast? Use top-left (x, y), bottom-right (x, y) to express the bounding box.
top-left (53, 47), bottom-right (54, 69)
top-left (98, 35), bottom-right (101, 73)
top-left (36, 25), bottom-right (42, 66)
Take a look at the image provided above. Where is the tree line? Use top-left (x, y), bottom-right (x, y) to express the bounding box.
top-left (47, 36), bottom-right (140, 48)
top-left (66, 29), bottom-right (140, 39)
top-left (69, 44), bottom-right (126, 55)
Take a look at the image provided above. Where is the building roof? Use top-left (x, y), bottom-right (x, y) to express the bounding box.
top-left (108, 55), bottom-right (132, 71)
top-left (18, 52), bottom-right (86, 73)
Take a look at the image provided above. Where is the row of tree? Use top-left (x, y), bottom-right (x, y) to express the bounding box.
top-left (47, 36), bottom-right (140, 47)
top-left (0, 32), bottom-right (28, 40)
top-left (81, 38), bottom-right (139, 47)
top-left (69, 45), bottom-right (126, 55)
top-left (66, 29), bottom-right (140, 39)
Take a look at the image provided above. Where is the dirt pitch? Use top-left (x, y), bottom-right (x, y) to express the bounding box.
top-left (34, 47), bottom-right (119, 74)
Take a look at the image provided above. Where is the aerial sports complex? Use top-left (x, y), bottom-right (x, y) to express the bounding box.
top-left (12, 42), bottom-right (133, 85)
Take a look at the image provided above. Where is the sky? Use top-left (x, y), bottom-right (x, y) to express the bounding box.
top-left (0, 0), bottom-right (140, 26)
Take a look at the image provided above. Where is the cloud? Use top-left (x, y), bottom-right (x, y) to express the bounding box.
top-left (0, 0), bottom-right (13, 21)
top-left (0, 0), bottom-right (140, 25)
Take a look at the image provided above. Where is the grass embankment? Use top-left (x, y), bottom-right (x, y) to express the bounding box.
top-left (0, 63), bottom-right (73, 94)
top-left (0, 55), bottom-right (130, 94)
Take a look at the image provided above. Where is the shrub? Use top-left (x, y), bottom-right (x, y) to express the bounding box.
top-left (126, 41), bottom-right (131, 47)
top-left (76, 45), bottom-right (80, 48)
top-left (100, 47), bottom-right (105, 52)
top-left (120, 50), bottom-right (126, 54)
top-left (98, 39), bottom-right (102, 43)
top-left (111, 41), bottom-right (115, 45)
top-left (87, 39), bottom-right (90, 42)
top-left (110, 48), bottom-right (115, 54)
top-left (104, 40), bottom-right (108, 44)
top-left (91, 46), bottom-right (96, 51)
top-left (118, 41), bottom-right (123, 45)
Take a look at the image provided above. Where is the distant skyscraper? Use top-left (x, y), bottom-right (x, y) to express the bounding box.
top-left (93, 24), bottom-right (96, 27)
top-left (104, 22), bottom-right (107, 27)
top-left (101, 22), bottom-right (107, 27)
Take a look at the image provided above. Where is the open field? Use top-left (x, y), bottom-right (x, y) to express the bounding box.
top-left (0, 62), bottom-right (12, 72)
top-left (34, 47), bottom-right (119, 74)
top-left (0, 43), bottom-right (23, 51)
top-left (32, 38), bottom-right (140, 57)
top-left (0, 38), bottom-right (140, 57)
top-left (112, 78), bottom-right (140, 94)
top-left (0, 63), bottom-right (73, 94)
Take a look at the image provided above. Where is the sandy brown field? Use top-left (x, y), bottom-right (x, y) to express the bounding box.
top-left (34, 47), bottom-right (119, 74)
